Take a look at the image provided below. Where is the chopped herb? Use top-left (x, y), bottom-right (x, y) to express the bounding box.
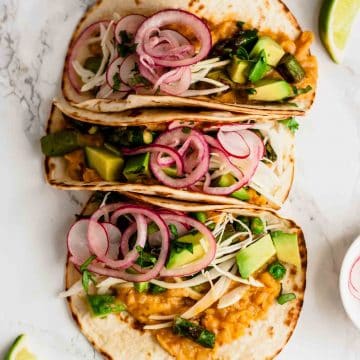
top-left (149, 284), bottom-right (167, 294)
top-left (277, 292), bottom-right (296, 305)
top-left (173, 316), bottom-right (215, 348)
top-left (135, 245), bottom-right (157, 268)
top-left (128, 74), bottom-right (150, 87)
top-left (268, 261), bottom-right (286, 280)
top-left (112, 73), bottom-right (122, 91)
top-left (80, 255), bottom-right (97, 293)
top-left (87, 294), bottom-right (126, 317)
top-left (234, 216), bottom-right (250, 232)
top-left (182, 127), bottom-right (191, 134)
top-left (171, 240), bottom-right (194, 254)
top-left (120, 30), bottom-right (132, 44)
top-left (265, 141), bottom-right (277, 162)
top-left (236, 46), bottom-right (249, 60)
top-left (280, 117), bottom-right (299, 134)
top-left (168, 224), bottom-right (178, 239)
top-left (292, 85), bottom-right (312, 96)
top-left (117, 30), bottom-right (137, 57)
top-left (245, 88), bottom-right (257, 95)
top-left (236, 21), bottom-right (245, 29)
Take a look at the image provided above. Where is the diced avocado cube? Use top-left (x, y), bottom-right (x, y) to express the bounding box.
top-left (166, 232), bottom-right (205, 269)
top-left (217, 173), bottom-right (250, 201)
top-left (236, 234), bottom-right (276, 278)
top-left (85, 146), bottom-right (124, 181)
top-left (271, 231), bottom-right (301, 268)
top-left (134, 282), bottom-right (149, 293)
top-left (248, 79), bottom-right (293, 102)
top-left (249, 36), bottom-right (285, 67)
top-left (123, 153), bottom-right (150, 182)
top-left (227, 57), bottom-right (251, 84)
top-left (250, 217), bottom-right (265, 235)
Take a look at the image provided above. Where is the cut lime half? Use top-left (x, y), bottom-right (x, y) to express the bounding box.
top-left (319, 0), bottom-right (360, 63)
top-left (4, 335), bottom-right (36, 360)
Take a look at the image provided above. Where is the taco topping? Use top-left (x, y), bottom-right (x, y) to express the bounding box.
top-left (67, 9), bottom-right (314, 103)
top-left (63, 193), bottom-right (304, 358)
top-left (42, 119), bottom-right (293, 208)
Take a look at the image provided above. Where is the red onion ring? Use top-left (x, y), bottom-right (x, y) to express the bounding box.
top-left (67, 20), bottom-right (110, 93)
top-left (151, 128), bottom-right (209, 188)
top-left (135, 9), bottom-right (211, 67)
top-left (203, 147), bottom-right (247, 195)
top-left (122, 145), bottom-right (184, 176)
top-left (87, 206), bottom-right (169, 282)
top-left (159, 215), bottom-right (216, 277)
top-left (115, 14), bottom-right (146, 44)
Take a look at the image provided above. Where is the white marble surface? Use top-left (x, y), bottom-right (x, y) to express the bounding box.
top-left (0, 0), bottom-right (359, 358)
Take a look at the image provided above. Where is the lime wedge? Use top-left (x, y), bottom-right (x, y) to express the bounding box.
top-left (4, 335), bottom-right (36, 360)
top-left (319, 0), bottom-right (360, 63)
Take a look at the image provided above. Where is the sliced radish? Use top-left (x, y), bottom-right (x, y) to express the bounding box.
top-left (67, 219), bottom-right (92, 262)
top-left (218, 130), bottom-right (251, 159)
top-left (115, 14), bottom-right (146, 44)
top-left (106, 57), bottom-right (129, 90)
top-left (119, 54), bottom-right (139, 87)
top-left (87, 221), bottom-right (109, 258)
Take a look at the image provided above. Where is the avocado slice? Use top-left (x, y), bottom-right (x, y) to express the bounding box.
top-left (227, 57), bottom-right (250, 84)
top-left (85, 146), bottom-right (124, 181)
top-left (248, 79), bottom-right (293, 102)
top-left (271, 231), bottom-right (301, 268)
top-left (236, 234), bottom-right (276, 278)
top-left (217, 173), bottom-right (250, 201)
top-left (249, 36), bottom-right (285, 67)
top-left (123, 153), bottom-right (150, 182)
top-left (166, 232), bottom-right (205, 269)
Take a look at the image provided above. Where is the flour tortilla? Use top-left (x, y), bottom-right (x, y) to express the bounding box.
top-left (66, 194), bottom-right (307, 360)
top-left (45, 105), bottom-right (295, 210)
top-left (62, 0), bottom-right (317, 115)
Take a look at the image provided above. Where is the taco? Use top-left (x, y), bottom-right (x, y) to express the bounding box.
top-left (42, 105), bottom-right (296, 209)
top-left (63, 191), bottom-right (306, 360)
top-left (62, 0), bottom-right (317, 115)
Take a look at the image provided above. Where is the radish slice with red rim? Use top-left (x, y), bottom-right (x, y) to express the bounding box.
top-left (115, 14), bottom-right (146, 44)
top-left (87, 221), bottom-right (109, 258)
top-left (119, 54), bottom-right (140, 87)
top-left (102, 223), bottom-right (121, 260)
top-left (67, 219), bottom-right (92, 263)
top-left (218, 130), bottom-right (250, 159)
top-left (106, 57), bottom-right (130, 91)
top-left (349, 257), bottom-right (360, 299)
top-left (67, 20), bottom-right (110, 93)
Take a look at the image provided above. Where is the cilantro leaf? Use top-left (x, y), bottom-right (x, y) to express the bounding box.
top-left (112, 73), bottom-right (122, 91)
top-left (135, 245), bottom-right (157, 268)
top-left (172, 241), bottom-right (194, 254)
top-left (280, 118), bottom-right (299, 134)
top-left (87, 294), bottom-right (126, 317)
top-left (168, 224), bottom-right (178, 239)
top-left (236, 46), bottom-right (249, 60)
top-left (80, 255), bottom-right (97, 293)
top-left (292, 85), bottom-right (312, 96)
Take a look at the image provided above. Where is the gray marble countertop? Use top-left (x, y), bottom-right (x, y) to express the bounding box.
top-left (0, 0), bottom-right (359, 358)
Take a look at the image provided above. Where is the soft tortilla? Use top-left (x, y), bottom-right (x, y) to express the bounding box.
top-left (66, 194), bottom-right (307, 360)
top-left (45, 105), bottom-right (295, 210)
top-left (62, 0), bottom-right (317, 115)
